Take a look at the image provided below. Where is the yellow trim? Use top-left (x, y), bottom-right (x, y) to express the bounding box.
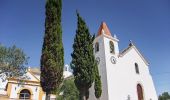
top-left (17, 87), bottom-right (33, 100)
top-left (39, 87), bottom-right (45, 100)
top-left (7, 83), bottom-right (12, 97)
top-left (8, 82), bottom-right (40, 86)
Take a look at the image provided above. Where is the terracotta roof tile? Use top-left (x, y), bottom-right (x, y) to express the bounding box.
top-left (97, 22), bottom-right (112, 36)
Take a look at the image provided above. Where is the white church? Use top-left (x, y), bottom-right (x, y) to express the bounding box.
top-left (0, 22), bottom-right (158, 100)
top-left (89, 22), bottom-right (158, 100)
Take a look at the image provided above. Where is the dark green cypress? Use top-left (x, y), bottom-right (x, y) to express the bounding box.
top-left (71, 12), bottom-right (95, 100)
top-left (94, 61), bottom-right (102, 99)
top-left (40, 0), bottom-right (64, 99)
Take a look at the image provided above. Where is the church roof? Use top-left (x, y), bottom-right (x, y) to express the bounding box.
top-left (29, 67), bottom-right (40, 75)
top-left (97, 22), bottom-right (112, 37)
top-left (120, 42), bottom-right (149, 66)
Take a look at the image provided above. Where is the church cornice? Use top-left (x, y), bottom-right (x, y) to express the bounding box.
top-left (8, 78), bottom-right (40, 84)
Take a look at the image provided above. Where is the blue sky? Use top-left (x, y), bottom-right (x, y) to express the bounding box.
top-left (0, 0), bottom-right (170, 96)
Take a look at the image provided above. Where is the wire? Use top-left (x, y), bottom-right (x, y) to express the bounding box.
top-left (151, 72), bottom-right (170, 76)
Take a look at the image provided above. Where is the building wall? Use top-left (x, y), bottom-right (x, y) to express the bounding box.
top-left (106, 47), bottom-right (157, 100)
top-left (118, 48), bottom-right (157, 100)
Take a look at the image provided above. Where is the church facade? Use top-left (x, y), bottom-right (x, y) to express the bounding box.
top-left (89, 22), bottom-right (158, 100)
top-left (0, 65), bottom-right (72, 100)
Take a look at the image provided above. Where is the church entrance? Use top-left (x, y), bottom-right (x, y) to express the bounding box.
top-left (19, 89), bottom-right (31, 100)
top-left (137, 84), bottom-right (144, 100)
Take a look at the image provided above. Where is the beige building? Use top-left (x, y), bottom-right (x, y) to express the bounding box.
top-left (0, 65), bottom-right (72, 100)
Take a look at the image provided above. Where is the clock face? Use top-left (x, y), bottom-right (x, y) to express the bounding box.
top-left (96, 57), bottom-right (100, 65)
top-left (110, 56), bottom-right (116, 64)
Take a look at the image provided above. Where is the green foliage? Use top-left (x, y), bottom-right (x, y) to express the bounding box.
top-left (40, 0), bottom-right (64, 96)
top-left (94, 62), bottom-right (102, 99)
top-left (158, 92), bottom-right (170, 100)
top-left (71, 12), bottom-right (95, 100)
top-left (0, 44), bottom-right (28, 78)
top-left (57, 78), bottom-right (79, 100)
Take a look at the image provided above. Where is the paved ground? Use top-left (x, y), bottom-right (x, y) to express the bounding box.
top-left (0, 97), bottom-right (20, 100)
top-left (0, 95), bottom-right (9, 100)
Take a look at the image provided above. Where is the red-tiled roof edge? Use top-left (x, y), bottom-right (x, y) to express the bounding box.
top-left (97, 22), bottom-right (112, 37)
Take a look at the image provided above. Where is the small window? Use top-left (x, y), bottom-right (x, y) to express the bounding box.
top-left (110, 41), bottom-right (115, 54)
top-left (135, 63), bottom-right (139, 74)
top-left (95, 42), bottom-right (99, 53)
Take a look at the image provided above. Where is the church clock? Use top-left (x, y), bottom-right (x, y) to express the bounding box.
top-left (110, 56), bottom-right (116, 64)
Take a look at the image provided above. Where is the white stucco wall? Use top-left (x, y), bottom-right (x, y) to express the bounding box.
top-left (105, 47), bottom-right (157, 100)
top-left (9, 82), bottom-right (40, 100)
top-left (0, 80), bottom-right (7, 91)
top-left (89, 34), bottom-right (109, 100)
top-left (26, 72), bottom-right (39, 81)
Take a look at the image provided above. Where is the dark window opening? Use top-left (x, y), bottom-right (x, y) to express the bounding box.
top-left (95, 42), bottom-right (99, 53)
top-left (135, 63), bottom-right (139, 74)
top-left (19, 89), bottom-right (31, 99)
top-left (110, 41), bottom-right (115, 54)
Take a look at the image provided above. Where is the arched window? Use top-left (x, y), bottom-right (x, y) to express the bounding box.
top-left (135, 63), bottom-right (139, 74)
top-left (110, 41), bottom-right (115, 54)
top-left (95, 42), bottom-right (99, 53)
top-left (19, 89), bottom-right (31, 99)
top-left (137, 84), bottom-right (144, 100)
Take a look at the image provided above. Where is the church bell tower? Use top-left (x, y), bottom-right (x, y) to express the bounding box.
top-left (92, 22), bottom-right (119, 100)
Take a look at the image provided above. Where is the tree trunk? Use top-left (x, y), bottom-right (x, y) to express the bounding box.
top-left (45, 92), bottom-right (50, 100)
top-left (80, 91), bottom-right (87, 100)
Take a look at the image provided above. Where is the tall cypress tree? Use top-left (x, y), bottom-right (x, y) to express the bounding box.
top-left (71, 12), bottom-right (95, 100)
top-left (40, 0), bottom-right (64, 100)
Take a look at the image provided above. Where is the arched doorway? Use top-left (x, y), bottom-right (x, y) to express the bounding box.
top-left (19, 89), bottom-right (31, 99)
top-left (137, 84), bottom-right (144, 100)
